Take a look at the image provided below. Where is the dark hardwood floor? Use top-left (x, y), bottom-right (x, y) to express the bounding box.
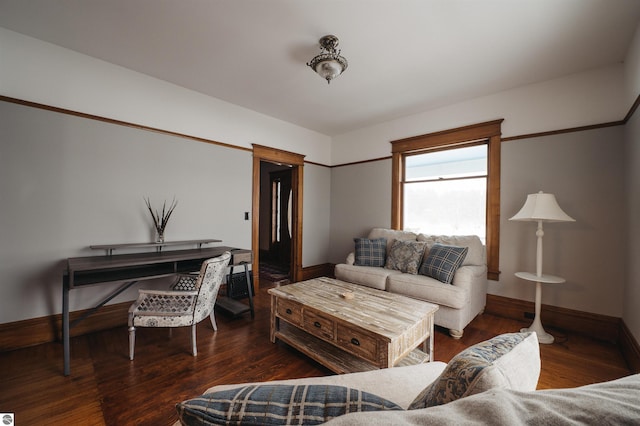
top-left (0, 282), bottom-right (632, 425)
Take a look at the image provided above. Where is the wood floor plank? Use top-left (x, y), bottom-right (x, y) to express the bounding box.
top-left (0, 283), bottom-right (633, 425)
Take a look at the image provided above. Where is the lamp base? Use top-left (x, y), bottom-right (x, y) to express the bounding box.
top-left (520, 326), bottom-right (554, 344)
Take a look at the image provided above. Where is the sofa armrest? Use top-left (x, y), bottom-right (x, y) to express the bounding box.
top-left (452, 264), bottom-right (488, 315)
top-left (451, 265), bottom-right (486, 289)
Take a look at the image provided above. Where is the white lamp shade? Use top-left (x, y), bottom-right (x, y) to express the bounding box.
top-left (509, 191), bottom-right (575, 222)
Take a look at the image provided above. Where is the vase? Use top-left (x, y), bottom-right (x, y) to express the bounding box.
top-left (156, 229), bottom-right (165, 243)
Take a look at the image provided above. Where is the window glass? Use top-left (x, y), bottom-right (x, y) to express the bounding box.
top-left (403, 144), bottom-right (487, 241)
top-left (405, 145), bottom-right (487, 181)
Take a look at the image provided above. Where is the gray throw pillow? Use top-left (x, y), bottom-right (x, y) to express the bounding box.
top-left (354, 238), bottom-right (387, 267)
top-left (409, 332), bottom-right (540, 409)
top-left (385, 240), bottom-right (427, 274)
top-left (177, 384), bottom-right (403, 425)
top-left (419, 243), bottom-right (468, 284)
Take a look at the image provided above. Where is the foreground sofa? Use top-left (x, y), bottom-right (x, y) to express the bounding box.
top-left (335, 228), bottom-right (488, 338)
top-left (174, 332), bottom-right (640, 425)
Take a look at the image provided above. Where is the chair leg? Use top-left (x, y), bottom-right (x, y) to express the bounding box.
top-left (191, 324), bottom-right (197, 356)
top-left (128, 326), bottom-right (136, 361)
top-left (209, 311), bottom-right (218, 331)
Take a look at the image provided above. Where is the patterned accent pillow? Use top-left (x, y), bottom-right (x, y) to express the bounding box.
top-left (409, 332), bottom-right (540, 409)
top-left (354, 238), bottom-right (387, 267)
top-left (419, 243), bottom-right (468, 284)
top-left (176, 384), bottom-right (403, 425)
top-left (385, 240), bottom-right (427, 274)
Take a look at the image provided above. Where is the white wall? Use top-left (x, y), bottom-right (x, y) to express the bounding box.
top-left (499, 127), bottom-right (626, 316)
top-left (0, 28), bottom-right (332, 164)
top-left (0, 101), bottom-right (253, 323)
top-left (624, 24), bottom-right (640, 110)
top-left (624, 102), bottom-right (640, 339)
top-left (331, 65), bottom-right (626, 166)
top-left (302, 164), bottom-right (332, 267)
top-left (329, 160), bottom-right (392, 264)
top-left (0, 27), bottom-right (334, 324)
top-left (328, 126), bottom-right (627, 317)
top-left (328, 39), bottom-right (634, 318)
top-left (622, 20), bottom-right (640, 341)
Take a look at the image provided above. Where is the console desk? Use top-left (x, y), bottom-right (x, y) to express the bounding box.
top-left (63, 244), bottom-right (252, 375)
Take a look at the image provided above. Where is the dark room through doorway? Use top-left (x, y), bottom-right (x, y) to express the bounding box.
top-left (259, 161), bottom-right (292, 285)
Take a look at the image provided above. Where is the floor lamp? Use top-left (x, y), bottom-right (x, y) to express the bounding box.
top-left (510, 191), bottom-right (574, 344)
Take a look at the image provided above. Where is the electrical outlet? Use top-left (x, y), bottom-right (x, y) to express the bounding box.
top-left (244, 212), bottom-right (250, 220)
top-left (524, 312), bottom-right (534, 319)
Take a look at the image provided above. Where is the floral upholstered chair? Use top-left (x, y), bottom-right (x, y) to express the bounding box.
top-left (127, 251), bottom-right (231, 360)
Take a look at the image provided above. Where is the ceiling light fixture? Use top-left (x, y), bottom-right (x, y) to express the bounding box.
top-left (307, 35), bottom-right (348, 84)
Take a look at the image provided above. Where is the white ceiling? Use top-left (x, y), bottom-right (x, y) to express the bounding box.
top-left (1, 0), bottom-right (639, 136)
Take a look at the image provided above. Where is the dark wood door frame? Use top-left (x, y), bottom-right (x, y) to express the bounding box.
top-left (252, 144), bottom-right (305, 288)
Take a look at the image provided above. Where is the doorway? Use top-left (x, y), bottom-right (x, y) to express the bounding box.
top-left (259, 163), bottom-right (292, 284)
top-left (251, 144), bottom-right (304, 289)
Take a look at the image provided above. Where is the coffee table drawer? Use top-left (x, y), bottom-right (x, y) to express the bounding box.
top-left (276, 299), bottom-right (303, 326)
top-left (336, 324), bottom-right (379, 364)
top-left (304, 309), bottom-right (335, 340)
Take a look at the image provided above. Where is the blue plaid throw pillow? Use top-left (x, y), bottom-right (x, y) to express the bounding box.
top-left (354, 238), bottom-right (387, 267)
top-left (176, 384), bottom-right (403, 425)
top-left (419, 243), bottom-right (468, 284)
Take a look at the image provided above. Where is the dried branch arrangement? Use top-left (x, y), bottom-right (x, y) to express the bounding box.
top-left (144, 197), bottom-right (178, 241)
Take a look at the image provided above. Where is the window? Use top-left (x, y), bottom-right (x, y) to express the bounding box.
top-left (404, 144), bottom-right (487, 239)
top-left (391, 120), bottom-right (502, 280)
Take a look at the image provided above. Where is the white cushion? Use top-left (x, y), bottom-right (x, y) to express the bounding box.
top-left (368, 228), bottom-right (417, 257)
top-left (417, 234), bottom-right (485, 266)
top-left (335, 263), bottom-right (402, 290)
top-left (204, 362), bottom-right (448, 410)
top-left (387, 273), bottom-right (469, 309)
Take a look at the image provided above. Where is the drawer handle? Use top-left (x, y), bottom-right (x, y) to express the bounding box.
top-left (286, 308), bottom-right (292, 315)
top-left (351, 337), bottom-right (360, 346)
top-left (314, 321), bottom-right (322, 328)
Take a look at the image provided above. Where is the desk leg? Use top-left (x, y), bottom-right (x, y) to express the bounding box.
top-left (63, 280), bottom-right (137, 376)
top-left (63, 280), bottom-right (70, 376)
top-left (244, 263), bottom-right (255, 319)
top-left (270, 294), bottom-right (278, 343)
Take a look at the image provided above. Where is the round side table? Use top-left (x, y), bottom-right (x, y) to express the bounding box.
top-left (515, 272), bottom-right (565, 344)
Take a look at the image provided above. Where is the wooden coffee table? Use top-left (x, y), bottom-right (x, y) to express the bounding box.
top-left (269, 277), bottom-right (438, 374)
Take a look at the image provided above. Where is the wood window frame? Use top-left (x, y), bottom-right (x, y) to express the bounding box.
top-left (391, 119), bottom-right (503, 280)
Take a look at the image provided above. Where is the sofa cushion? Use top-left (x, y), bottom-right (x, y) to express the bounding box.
top-left (385, 240), bottom-right (427, 274)
top-left (386, 273), bottom-right (469, 309)
top-left (408, 332), bottom-right (540, 409)
top-left (335, 263), bottom-right (402, 290)
top-left (419, 244), bottom-right (468, 284)
top-left (417, 234), bottom-right (484, 266)
top-left (353, 238), bottom-right (387, 267)
top-left (176, 384), bottom-right (403, 425)
top-left (323, 374), bottom-right (640, 426)
top-left (204, 363), bottom-right (448, 410)
top-left (368, 228), bottom-right (417, 257)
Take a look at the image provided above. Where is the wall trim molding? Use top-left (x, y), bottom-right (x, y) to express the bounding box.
top-left (300, 263), bottom-right (334, 281)
top-left (5, 92), bottom-right (639, 171)
top-left (0, 95), bottom-right (251, 153)
top-left (485, 294), bottom-right (621, 343)
top-left (0, 301), bottom-right (131, 352)
top-left (485, 294), bottom-right (640, 372)
top-left (0, 264), bottom-right (336, 352)
top-left (501, 120), bottom-right (624, 142)
top-left (2, 286), bottom-right (638, 370)
top-left (620, 320), bottom-right (640, 373)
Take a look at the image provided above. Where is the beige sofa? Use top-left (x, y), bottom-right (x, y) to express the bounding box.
top-left (335, 228), bottom-right (488, 338)
top-left (174, 332), bottom-right (640, 425)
